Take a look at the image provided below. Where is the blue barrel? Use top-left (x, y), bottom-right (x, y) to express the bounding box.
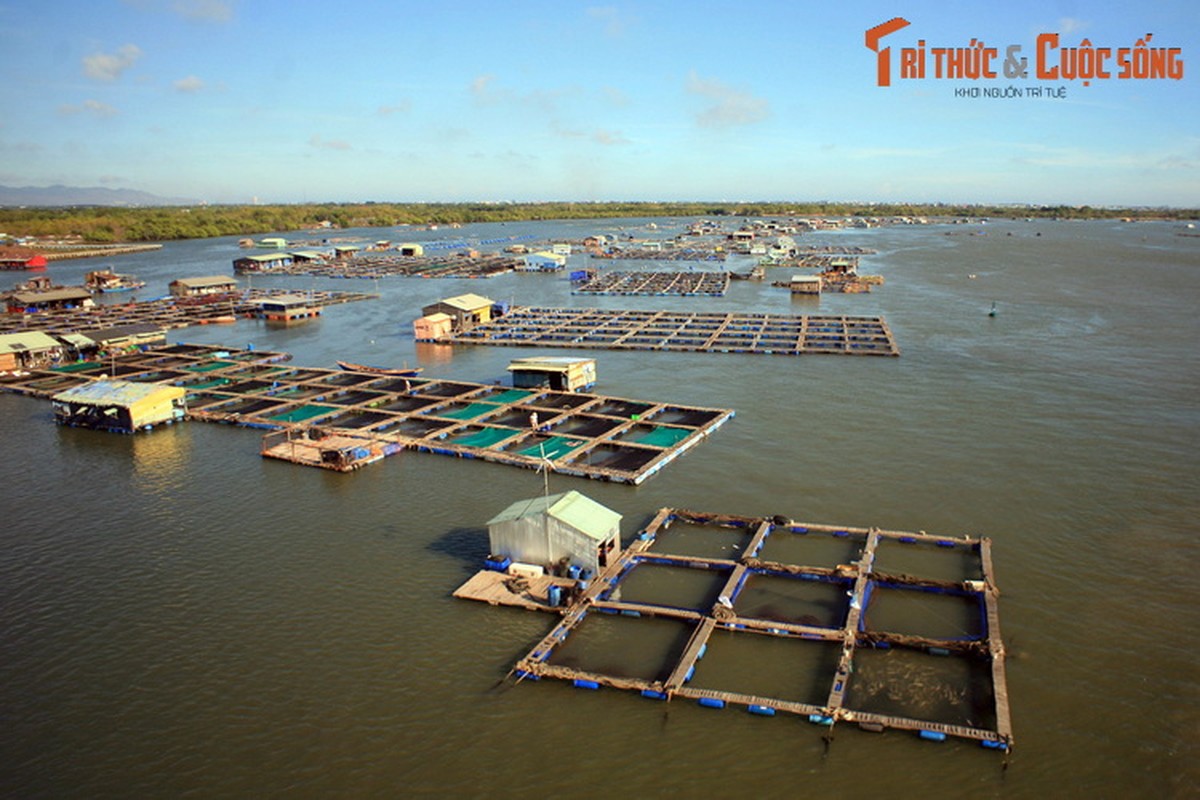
top-left (577, 580), bottom-right (589, 591)
top-left (698, 697), bottom-right (725, 709)
top-left (573, 679), bottom-right (600, 690)
top-left (568, 564), bottom-right (581, 580)
top-left (748, 705), bottom-right (776, 716)
top-left (640, 689), bottom-right (667, 700)
top-left (547, 585), bottom-right (562, 607)
top-left (919, 730), bottom-right (947, 742)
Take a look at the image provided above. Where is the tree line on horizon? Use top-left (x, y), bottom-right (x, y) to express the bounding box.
top-left (0, 201), bottom-right (1195, 243)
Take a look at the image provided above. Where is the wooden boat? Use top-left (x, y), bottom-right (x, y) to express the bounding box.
top-left (85, 269), bottom-right (146, 293)
top-left (336, 360), bottom-right (423, 377)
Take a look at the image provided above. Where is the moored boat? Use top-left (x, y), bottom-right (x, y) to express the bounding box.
top-left (336, 360), bottom-right (423, 377)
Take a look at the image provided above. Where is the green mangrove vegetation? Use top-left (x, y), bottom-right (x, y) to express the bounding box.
top-left (1, 201), bottom-right (1195, 243)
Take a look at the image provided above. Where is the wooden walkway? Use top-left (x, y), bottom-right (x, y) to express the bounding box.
top-left (496, 508), bottom-right (1012, 751)
top-left (434, 307), bottom-right (900, 357)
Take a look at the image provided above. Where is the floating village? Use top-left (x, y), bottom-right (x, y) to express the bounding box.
top-left (0, 214), bottom-right (1013, 755)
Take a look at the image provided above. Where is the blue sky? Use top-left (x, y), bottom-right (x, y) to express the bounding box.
top-left (1, 1), bottom-right (1196, 205)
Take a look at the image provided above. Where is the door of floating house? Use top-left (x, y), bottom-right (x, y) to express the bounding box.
top-left (486, 490), bottom-right (621, 577)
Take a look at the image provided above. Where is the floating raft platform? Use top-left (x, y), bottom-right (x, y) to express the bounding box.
top-left (590, 247), bottom-right (726, 262)
top-left (572, 271), bottom-right (730, 297)
top-left (481, 508), bottom-right (1011, 751)
top-left (0, 289), bottom-right (377, 336)
top-left (435, 307), bottom-right (899, 357)
top-left (1, 344), bottom-right (733, 485)
top-left (234, 252), bottom-right (524, 280)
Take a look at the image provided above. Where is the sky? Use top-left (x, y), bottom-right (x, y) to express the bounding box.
top-left (0, 0), bottom-right (1196, 206)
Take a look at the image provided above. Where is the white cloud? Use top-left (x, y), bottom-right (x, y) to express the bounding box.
top-left (602, 86), bottom-right (630, 107)
top-left (173, 75), bottom-right (205, 93)
top-left (83, 44), bottom-right (143, 81)
top-left (593, 129), bottom-right (629, 145)
top-left (172, 0), bottom-right (233, 22)
top-left (378, 100), bottom-right (412, 115)
top-left (1058, 17), bottom-right (1088, 34)
top-left (59, 99), bottom-right (119, 118)
top-left (686, 71), bottom-right (769, 128)
top-left (468, 75), bottom-right (564, 112)
top-left (309, 135), bottom-right (351, 151)
top-left (586, 6), bottom-right (627, 38)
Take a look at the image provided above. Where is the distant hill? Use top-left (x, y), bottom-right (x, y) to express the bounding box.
top-left (0, 184), bottom-right (198, 207)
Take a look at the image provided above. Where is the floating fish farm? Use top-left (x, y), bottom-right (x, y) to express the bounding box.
top-left (571, 270), bottom-right (731, 297)
top-left (1, 344), bottom-right (734, 485)
top-left (433, 307), bottom-right (900, 356)
top-left (494, 508), bottom-right (1012, 751)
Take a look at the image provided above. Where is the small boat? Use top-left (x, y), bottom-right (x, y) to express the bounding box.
top-left (85, 269), bottom-right (146, 293)
top-left (988, 301), bottom-right (997, 318)
top-left (336, 360), bottom-right (423, 377)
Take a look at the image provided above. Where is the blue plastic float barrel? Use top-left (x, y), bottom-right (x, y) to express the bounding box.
top-left (919, 730), bottom-right (947, 742)
top-left (698, 697), bottom-right (725, 709)
top-left (748, 705), bottom-right (776, 716)
top-left (573, 679), bottom-right (600, 690)
top-left (547, 585), bottom-right (562, 607)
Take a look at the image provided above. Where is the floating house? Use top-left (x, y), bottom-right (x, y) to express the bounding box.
top-left (79, 323), bottom-right (168, 353)
top-left (84, 268), bottom-right (145, 293)
top-left (169, 276), bottom-right (239, 298)
top-left (398, 243), bottom-right (424, 257)
top-left (290, 251), bottom-right (326, 265)
top-left (420, 293), bottom-right (495, 332)
top-left (333, 245), bottom-right (361, 259)
top-left (5, 287), bottom-right (94, 313)
top-left (257, 237), bottom-right (288, 249)
top-left (412, 311), bottom-right (453, 341)
top-left (257, 293), bottom-right (320, 322)
top-left (487, 490), bottom-right (622, 578)
top-left (0, 246), bottom-right (48, 271)
top-left (520, 251), bottom-right (566, 272)
top-left (0, 331), bottom-right (65, 371)
top-left (789, 275), bottom-right (822, 295)
top-left (51, 379), bottom-right (187, 434)
top-left (233, 252), bottom-right (294, 273)
top-left (508, 356), bottom-right (596, 393)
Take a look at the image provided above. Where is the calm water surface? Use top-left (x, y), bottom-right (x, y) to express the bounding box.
top-left (1, 218), bottom-right (1197, 798)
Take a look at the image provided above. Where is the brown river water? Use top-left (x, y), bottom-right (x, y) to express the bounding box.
top-left (1, 217), bottom-right (1196, 798)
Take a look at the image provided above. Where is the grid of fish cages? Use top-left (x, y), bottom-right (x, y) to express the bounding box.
top-left (2, 344), bottom-right (734, 485)
top-left (572, 270), bottom-right (731, 296)
top-left (509, 508), bottom-right (1012, 751)
top-left (439, 307), bottom-right (899, 356)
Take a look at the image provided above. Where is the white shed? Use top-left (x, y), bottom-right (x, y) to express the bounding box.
top-left (487, 490), bottom-right (621, 578)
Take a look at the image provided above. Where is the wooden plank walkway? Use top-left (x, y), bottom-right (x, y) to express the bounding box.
top-left (434, 307), bottom-right (900, 357)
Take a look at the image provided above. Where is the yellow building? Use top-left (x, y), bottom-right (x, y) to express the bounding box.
top-left (52, 379), bottom-right (187, 434)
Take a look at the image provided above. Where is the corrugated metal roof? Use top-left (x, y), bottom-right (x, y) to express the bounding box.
top-left (80, 323), bottom-right (166, 343)
top-left (237, 253), bottom-right (291, 262)
top-left (508, 356), bottom-right (594, 371)
top-left (440, 293), bottom-right (494, 311)
top-left (0, 330), bottom-right (62, 354)
top-left (171, 275), bottom-right (238, 288)
top-left (487, 490), bottom-right (619, 540)
top-left (59, 333), bottom-right (94, 347)
top-left (10, 287), bottom-right (92, 302)
top-left (52, 379), bottom-right (185, 407)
